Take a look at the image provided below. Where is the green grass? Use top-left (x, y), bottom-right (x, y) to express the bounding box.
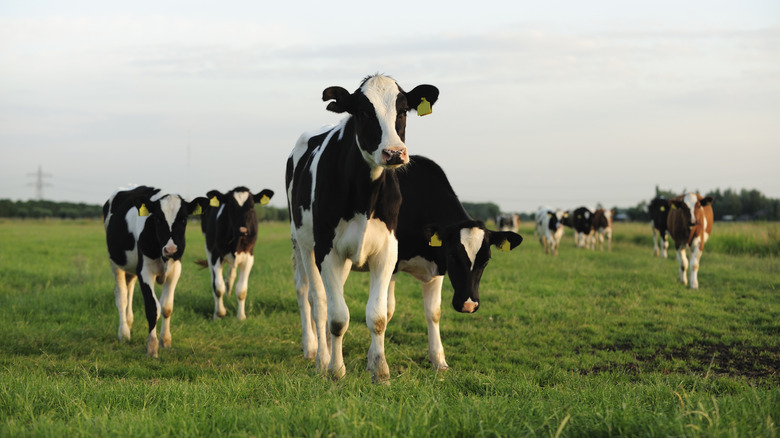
top-left (0, 218), bottom-right (778, 437)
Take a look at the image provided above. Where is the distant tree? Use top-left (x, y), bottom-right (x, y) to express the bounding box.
top-left (462, 202), bottom-right (501, 222)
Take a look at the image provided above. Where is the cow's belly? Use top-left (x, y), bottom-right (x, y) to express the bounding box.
top-left (334, 215), bottom-right (393, 267)
top-left (397, 256), bottom-right (438, 283)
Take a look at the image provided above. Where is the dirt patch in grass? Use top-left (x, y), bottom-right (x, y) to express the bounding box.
top-left (579, 342), bottom-right (779, 380)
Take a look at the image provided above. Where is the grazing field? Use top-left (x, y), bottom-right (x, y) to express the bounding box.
top-left (0, 218), bottom-right (778, 437)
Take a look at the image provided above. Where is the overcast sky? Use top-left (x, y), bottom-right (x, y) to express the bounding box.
top-left (2, 1), bottom-right (778, 214)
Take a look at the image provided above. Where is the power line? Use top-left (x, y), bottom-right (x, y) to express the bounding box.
top-left (27, 165), bottom-right (52, 201)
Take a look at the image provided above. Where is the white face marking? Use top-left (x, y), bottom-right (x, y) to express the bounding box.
top-left (157, 195), bottom-right (182, 230)
top-left (360, 76), bottom-right (405, 167)
top-left (233, 191), bottom-right (250, 207)
top-left (683, 193), bottom-right (698, 220)
top-left (460, 227), bottom-right (485, 270)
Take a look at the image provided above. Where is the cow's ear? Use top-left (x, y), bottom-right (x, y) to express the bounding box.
top-left (700, 196), bottom-right (714, 207)
top-left (322, 86), bottom-right (352, 113)
top-left (188, 197), bottom-right (210, 215)
top-left (423, 224), bottom-right (443, 247)
top-left (489, 230), bottom-right (523, 252)
top-left (671, 200), bottom-right (684, 210)
top-left (254, 189), bottom-right (274, 206)
top-left (206, 190), bottom-right (223, 207)
top-left (132, 197), bottom-right (152, 216)
top-left (405, 85), bottom-right (439, 115)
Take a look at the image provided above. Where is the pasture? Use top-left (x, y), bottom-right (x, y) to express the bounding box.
top-left (0, 218), bottom-right (777, 437)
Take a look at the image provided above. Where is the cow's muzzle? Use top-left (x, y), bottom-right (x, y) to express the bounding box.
top-left (382, 146), bottom-right (408, 166)
top-left (162, 243), bottom-right (178, 257)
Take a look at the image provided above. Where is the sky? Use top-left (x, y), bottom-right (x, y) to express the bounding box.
top-left (1, 0), bottom-right (779, 214)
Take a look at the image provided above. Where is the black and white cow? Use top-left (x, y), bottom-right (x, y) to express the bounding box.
top-left (495, 213), bottom-right (520, 233)
top-left (286, 74), bottom-right (439, 382)
top-left (103, 185), bottom-right (207, 357)
top-left (648, 196), bottom-right (671, 258)
top-left (199, 186), bottom-right (274, 320)
top-left (535, 207), bottom-right (565, 255)
top-left (393, 155), bottom-right (523, 369)
top-left (571, 206), bottom-right (593, 248)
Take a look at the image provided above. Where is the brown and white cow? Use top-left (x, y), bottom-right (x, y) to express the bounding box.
top-left (590, 208), bottom-right (613, 251)
top-left (667, 193), bottom-right (714, 289)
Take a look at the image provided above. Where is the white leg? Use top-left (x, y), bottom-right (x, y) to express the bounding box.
top-left (112, 267), bottom-right (132, 341)
top-left (293, 246), bottom-right (317, 360)
top-left (422, 275), bottom-right (448, 370)
top-left (690, 245), bottom-right (702, 289)
top-left (235, 255), bottom-right (254, 321)
top-left (158, 260), bottom-right (181, 349)
top-left (227, 264), bottom-right (238, 297)
top-left (677, 247), bottom-right (689, 286)
top-left (301, 250), bottom-right (330, 372)
top-left (321, 253), bottom-right (351, 380)
top-left (126, 275), bottom-right (136, 330)
top-left (653, 228), bottom-right (659, 256)
top-left (138, 269), bottom-right (161, 358)
top-left (364, 239), bottom-right (397, 384)
top-left (662, 234), bottom-right (669, 258)
top-left (386, 275), bottom-right (397, 324)
top-left (210, 259), bottom-right (227, 320)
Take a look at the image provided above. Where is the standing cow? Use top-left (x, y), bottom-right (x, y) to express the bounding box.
top-left (103, 185), bottom-right (207, 357)
top-left (393, 155), bottom-right (523, 370)
top-left (590, 208), bottom-right (614, 251)
top-left (495, 213), bottom-right (520, 233)
top-left (649, 196), bottom-right (671, 258)
top-left (199, 186), bottom-right (274, 320)
top-left (571, 206), bottom-right (593, 248)
top-left (667, 193), bottom-right (714, 289)
top-left (535, 207), bottom-right (565, 255)
top-left (286, 74), bottom-right (439, 382)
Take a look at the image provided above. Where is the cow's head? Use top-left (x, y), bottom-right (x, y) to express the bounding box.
top-left (322, 74), bottom-right (439, 171)
top-left (136, 194), bottom-right (209, 260)
top-left (426, 221), bottom-right (523, 314)
top-left (671, 193), bottom-right (714, 228)
top-left (206, 187), bottom-right (274, 240)
top-left (547, 211), bottom-right (563, 231)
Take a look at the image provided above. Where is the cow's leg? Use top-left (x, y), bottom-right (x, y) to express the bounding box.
top-left (422, 275), bottom-right (448, 371)
top-left (112, 267), bottom-right (132, 342)
top-left (606, 229), bottom-right (612, 251)
top-left (321, 253), bottom-right (352, 380)
top-left (138, 270), bottom-right (161, 358)
top-left (227, 263), bottom-right (238, 297)
top-left (690, 243), bottom-right (702, 290)
top-left (158, 260), bottom-right (181, 349)
top-left (234, 254), bottom-right (254, 321)
top-left (386, 275), bottom-right (397, 324)
top-left (300, 249), bottom-right (330, 372)
top-left (126, 274), bottom-right (137, 330)
top-left (210, 259), bottom-right (227, 320)
top-left (293, 244), bottom-right (317, 360)
top-left (364, 241), bottom-right (396, 384)
top-left (653, 228), bottom-right (660, 256)
top-left (676, 246), bottom-right (689, 286)
top-left (661, 232), bottom-right (669, 258)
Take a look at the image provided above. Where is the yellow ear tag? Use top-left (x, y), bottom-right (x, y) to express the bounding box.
top-left (138, 204), bottom-right (149, 217)
top-left (260, 195), bottom-right (270, 205)
top-left (417, 98), bottom-right (432, 116)
top-left (210, 196), bottom-right (220, 207)
top-left (192, 204), bottom-right (203, 216)
top-left (498, 240), bottom-right (511, 252)
top-left (671, 204), bottom-right (677, 210)
top-left (429, 233), bottom-right (442, 247)
top-left (660, 206), bottom-right (665, 212)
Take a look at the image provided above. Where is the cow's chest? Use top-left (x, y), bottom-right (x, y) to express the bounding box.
top-left (332, 215), bottom-right (394, 267)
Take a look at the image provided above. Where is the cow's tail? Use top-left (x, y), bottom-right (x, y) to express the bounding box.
top-left (193, 259), bottom-right (209, 269)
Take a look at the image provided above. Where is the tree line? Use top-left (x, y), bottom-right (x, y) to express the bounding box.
top-left (620, 187), bottom-right (780, 222)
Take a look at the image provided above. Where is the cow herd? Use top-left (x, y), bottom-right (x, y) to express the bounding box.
top-left (100, 73), bottom-right (714, 383)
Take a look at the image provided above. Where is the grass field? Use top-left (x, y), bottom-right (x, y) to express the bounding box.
top-left (0, 218), bottom-right (777, 437)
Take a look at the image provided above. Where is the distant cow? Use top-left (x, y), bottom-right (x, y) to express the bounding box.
top-left (495, 213), bottom-right (520, 233)
top-left (648, 196), bottom-right (671, 258)
top-left (103, 185), bottom-right (207, 357)
top-left (535, 207), bottom-right (564, 255)
top-left (199, 186), bottom-right (274, 320)
top-left (667, 193), bottom-right (714, 289)
top-left (393, 155), bottom-right (522, 369)
top-left (590, 208), bottom-right (614, 251)
top-left (286, 74), bottom-right (439, 382)
top-left (570, 206), bottom-right (593, 248)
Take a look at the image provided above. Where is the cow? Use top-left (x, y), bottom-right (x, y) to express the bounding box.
top-left (198, 186), bottom-right (274, 321)
top-left (103, 185), bottom-right (208, 357)
top-left (570, 206), bottom-right (593, 248)
top-left (535, 207), bottom-right (564, 255)
top-left (495, 213), bottom-right (520, 233)
top-left (590, 208), bottom-right (614, 251)
top-left (648, 196), bottom-right (671, 258)
top-left (286, 74), bottom-right (439, 383)
top-left (667, 193), bottom-right (714, 289)
top-left (392, 155), bottom-right (523, 370)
